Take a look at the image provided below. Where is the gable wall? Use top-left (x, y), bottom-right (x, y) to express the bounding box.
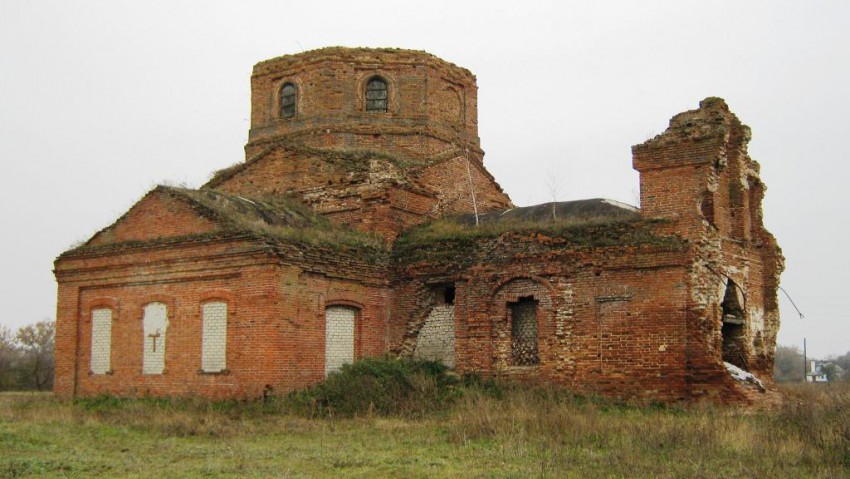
top-left (88, 191), bottom-right (218, 246)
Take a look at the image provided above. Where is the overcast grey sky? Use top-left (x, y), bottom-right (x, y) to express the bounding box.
top-left (1, 1), bottom-right (847, 357)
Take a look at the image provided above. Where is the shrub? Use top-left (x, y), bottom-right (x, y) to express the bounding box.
top-left (284, 356), bottom-right (461, 418)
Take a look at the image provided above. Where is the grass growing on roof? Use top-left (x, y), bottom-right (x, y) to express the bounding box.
top-left (395, 215), bottom-right (685, 257)
top-left (177, 187), bottom-right (387, 254)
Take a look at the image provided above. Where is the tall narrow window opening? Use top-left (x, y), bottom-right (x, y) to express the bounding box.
top-left (201, 301), bottom-right (227, 373)
top-left (142, 302), bottom-right (168, 375)
top-left (280, 83), bottom-right (296, 118)
top-left (90, 308), bottom-right (113, 374)
top-left (510, 297), bottom-right (539, 366)
top-left (365, 77), bottom-right (388, 112)
top-left (720, 280), bottom-right (747, 370)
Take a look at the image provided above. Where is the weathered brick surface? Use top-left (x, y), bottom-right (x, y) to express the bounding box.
top-left (54, 51), bottom-right (782, 405)
top-left (205, 48), bottom-right (511, 240)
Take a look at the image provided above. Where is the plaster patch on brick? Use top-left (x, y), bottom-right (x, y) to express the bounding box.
top-left (554, 283), bottom-right (574, 339)
top-left (749, 308), bottom-right (765, 333)
top-left (90, 308), bottom-right (112, 374)
top-left (143, 302), bottom-right (168, 375)
top-left (325, 306), bottom-right (355, 376)
top-left (201, 302), bottom-right (227, 373)
top-left (413, 305), bottom-right (455, 367)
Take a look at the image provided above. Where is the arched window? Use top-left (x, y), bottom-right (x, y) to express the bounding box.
top-left (280, 83), bottom-right (297, 118)
top-left (365, 77), bottom-right (388, 112)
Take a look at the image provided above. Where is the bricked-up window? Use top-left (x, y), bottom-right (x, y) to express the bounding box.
top-left (201, 301), bottom-right (227, 373)
top-left (280, 83), bottom-right (296, 118)
top-left (90, 308), bottom-right (112, 374)
top-left (510, 297), bottom-right (539, 366)
top-left (142, 302), bottom-right (168, 375)
top-left (325, 306), bottom-right (356, 377)
top-left (365, 77), bottom-right (388, 112)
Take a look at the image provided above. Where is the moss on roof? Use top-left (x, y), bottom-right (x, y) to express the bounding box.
top-left (62, 186), bottom-right (387, 261)
top-left (394, 202), bottom-right (685, 265)
top-left (169, 187), bottom-right (386, 255)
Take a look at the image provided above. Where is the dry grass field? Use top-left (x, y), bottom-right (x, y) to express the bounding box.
top-left (1, 361), bottom-right (848, 478)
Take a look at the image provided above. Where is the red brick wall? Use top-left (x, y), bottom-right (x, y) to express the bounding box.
top-left (210, 146), bottom-right (511, 240)
top-left (392, 233), bottom-right (694, 402)
top-left (632, 98), bottom-right (784, 402)
top-left (247, 48), bottom-right (480, 152)
top-left (88, 189), bottom-right (218, 246)
top-left (55, 53), bottom-right (782, 406)
top-left (55, 239), bottom-right (393, 399)
top-left (204, 47), bottom-right (511, 240)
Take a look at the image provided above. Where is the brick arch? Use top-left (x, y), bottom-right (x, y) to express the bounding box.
top-left (199, 290), bottom-right (236, 318)
top-left (490, 277), bottom-right (555, 369)
top-left (85, 296), bottom-right (120, 312)
top-left (139, 295), bottom-right (177, 315)
top-left (325, 298), bottom-right (364, 310)
top-left (490, 275), bottom-right (556, 304)
top-left (430, 84), bottom-right (463, 124)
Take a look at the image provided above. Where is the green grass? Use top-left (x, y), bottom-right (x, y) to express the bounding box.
top-left (1, 373), bottom-right (848, 478)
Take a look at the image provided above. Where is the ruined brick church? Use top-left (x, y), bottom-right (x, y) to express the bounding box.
top-left (54, 48), bottom-right (783, 403)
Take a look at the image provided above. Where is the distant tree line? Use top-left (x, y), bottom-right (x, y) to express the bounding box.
top-left (0, 320), bottom-right (54, 391)
top-left (774, 344), bottom-right (850, 382)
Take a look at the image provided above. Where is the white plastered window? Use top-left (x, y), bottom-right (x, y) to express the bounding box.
top-left (325, 306), bottom-right (356, 377)
top-left (90, 308), bottom-right (113, 374)
top-left (142, 302), bottom-right (168, 375)
top-left (201, 301), bottom-right (227, 373)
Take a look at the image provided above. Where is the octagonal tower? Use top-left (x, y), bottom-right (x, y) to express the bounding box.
top-left (207, 48), bottom-right (511, 240)
top-left (246, 47), bottom-right (482, 159)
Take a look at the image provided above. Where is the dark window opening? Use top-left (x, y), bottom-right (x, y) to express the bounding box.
top-left (432, 284), bottom-right (455, 306)
top-left (365, 77), bottom-right (388, 112)
top-left (720, 279), bottom-right (748, 370)
top-left (510, 297), bottom-right (539, 366)
top-left (444, 286), bottom-right (455, 305)
top-left (280, 83), bottom-right (296, 118)
top-left (700, 190), bottom-right (715, 227)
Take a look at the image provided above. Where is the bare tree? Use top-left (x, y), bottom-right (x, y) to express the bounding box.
top-left (16, 320), bottom-right (55, 391)
top-left (0, 326), bottom-right (18, 390)
top-left (546, 164), bottom-right (564, 221)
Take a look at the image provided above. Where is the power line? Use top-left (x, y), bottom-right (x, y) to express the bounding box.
top-left (778, 286), bottom-right (805, 320)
